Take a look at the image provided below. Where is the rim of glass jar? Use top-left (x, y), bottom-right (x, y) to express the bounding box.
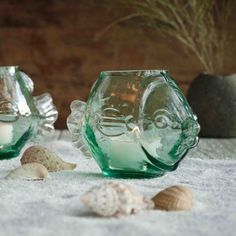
top-left (100, 70), bottom-right (168, 77)
top-left (0, 66), bottom-right (19, 70)
top-left (0, 66), bottom-right (19, 75)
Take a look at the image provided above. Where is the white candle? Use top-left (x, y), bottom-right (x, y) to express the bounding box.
top-left (108, 127), bottom-right (162, 170)
top-left (0, 122), bottom-right (13, 146)
top-left (108, 137), bottom-right (145, 169)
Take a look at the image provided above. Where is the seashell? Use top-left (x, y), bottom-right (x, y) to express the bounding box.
top-left (20, 145), bottom-right (77, 172)
top-left (5, 163), bottom-right (48, 180)
top-left (152, 185), bottom-right (193, 211)
top-left (81, 182), bottom-right (154, 217)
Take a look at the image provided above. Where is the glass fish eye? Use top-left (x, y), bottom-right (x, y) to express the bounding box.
top-left (153, 109), bottom-right (172, 129)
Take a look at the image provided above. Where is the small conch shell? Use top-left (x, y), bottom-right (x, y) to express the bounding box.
top-left (20, 145), bottom-right (77, 172)
top-left (5, 163), bottom-right (48, 180)
top-left (152, 185), bottom-right (193, 211)
top-left (81, 182), bottom-right (154, 217)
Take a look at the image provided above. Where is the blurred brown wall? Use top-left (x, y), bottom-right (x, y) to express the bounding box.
top-left (0, 0), bottom-right (235, 128)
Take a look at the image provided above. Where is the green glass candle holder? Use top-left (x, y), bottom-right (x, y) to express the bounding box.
top-left (0, 66), bottom-right (58, 159)
top-left (67, 70), bottom-right (200, 178)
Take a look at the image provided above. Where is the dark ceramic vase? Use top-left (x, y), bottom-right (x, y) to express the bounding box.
top-left (187, 73), bottom-right (236, 137)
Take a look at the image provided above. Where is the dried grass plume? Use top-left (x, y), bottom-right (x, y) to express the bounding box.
top-left (98, 0), bottom-right (234, 74)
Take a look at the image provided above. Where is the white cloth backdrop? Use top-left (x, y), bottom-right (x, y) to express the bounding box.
top-left (0, 130), bottom-right (236, 236)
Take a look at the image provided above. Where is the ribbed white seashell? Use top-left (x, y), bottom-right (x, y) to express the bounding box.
top-left (81, 182), bottom-right (154, 217)
top-left (20, 145), bottom-right (77, 172)
top-left (5, 163), bottom-right (48, 180)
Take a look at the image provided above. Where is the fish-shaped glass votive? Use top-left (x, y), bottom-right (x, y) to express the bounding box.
top-left (67, 70), bottom-right (200, 178)
top-left (0, 66), bottom-right (58, 159)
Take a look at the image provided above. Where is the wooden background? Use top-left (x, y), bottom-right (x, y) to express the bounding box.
top-left (0, 0), bottom-right (235, 128)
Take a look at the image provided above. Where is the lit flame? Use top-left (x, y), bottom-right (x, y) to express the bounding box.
top-left (132, 126), bottom-right (140, 133)
top-left (132, 126), bottom-right (140, 140)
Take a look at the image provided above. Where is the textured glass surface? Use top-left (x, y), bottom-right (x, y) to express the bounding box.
top-left (0, 66), bottom-right (58, 159)
top-left (67, 70), bottom-right (200, 178)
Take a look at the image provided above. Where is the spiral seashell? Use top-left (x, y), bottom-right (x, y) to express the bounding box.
top-left (152, 185), bottom-right (193, 211)
top-left (5, 163), bottom-right (48, 180)
top-left (20, 146), bottom-right (77, 172)
top-left (81, 182), bottom-right (154, 217)
top-left (81, 184), bottom-right (119, 217)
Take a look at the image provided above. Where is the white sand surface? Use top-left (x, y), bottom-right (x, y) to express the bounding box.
top-left (0, 131), bottom-right (236, 236)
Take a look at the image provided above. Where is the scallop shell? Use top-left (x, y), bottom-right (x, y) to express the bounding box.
top-left (20, 145), bottom-right (77, 172)
top-left (81, 182), bottom-right (154, 217)
top-left (152, 185), bottom-right (193, 211)
top-left (5, 163), bottom-right (48, 180)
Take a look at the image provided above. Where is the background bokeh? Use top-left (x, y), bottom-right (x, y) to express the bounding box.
top-left (0, 0), bottom-right (235, 128)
